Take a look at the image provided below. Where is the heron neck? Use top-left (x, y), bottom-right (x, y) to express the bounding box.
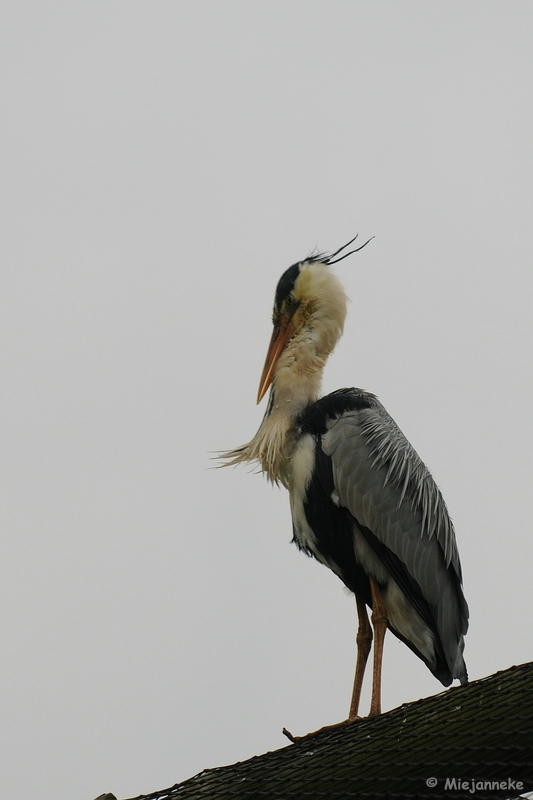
top-left (243, 336), bottom-right (324, 485)
top-left (268, 331), bottom-right (325, 419)
top-left (221, 327), bottom-right (334, 486)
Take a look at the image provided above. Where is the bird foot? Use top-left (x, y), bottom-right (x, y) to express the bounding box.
top-left (282, 717), bottom-right (360, 743)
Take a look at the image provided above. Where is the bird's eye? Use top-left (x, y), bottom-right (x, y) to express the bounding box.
top-left (286, 295), bottom-right (295, 307)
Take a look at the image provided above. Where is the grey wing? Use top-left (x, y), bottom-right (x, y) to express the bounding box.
top-left (322, 396), bottom-right (468, 682)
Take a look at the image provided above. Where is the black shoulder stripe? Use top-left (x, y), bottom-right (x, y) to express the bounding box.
top-left (298, 388), bottom-right (376, 435)
top-left (302, 449), bottom-right (372, 604)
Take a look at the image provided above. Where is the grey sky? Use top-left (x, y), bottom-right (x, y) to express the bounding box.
top-left (1, 3), bottom-right (532, 799)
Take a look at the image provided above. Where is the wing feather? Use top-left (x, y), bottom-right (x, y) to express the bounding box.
top-left (322, 396), bottom-right (461, 575)
top-left (320, 391), bottom-right (468, 681)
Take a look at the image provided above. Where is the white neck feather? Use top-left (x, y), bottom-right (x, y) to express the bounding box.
top-left (222, 262), bottom-right (346, 486)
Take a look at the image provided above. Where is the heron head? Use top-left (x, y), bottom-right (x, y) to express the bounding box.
top-left (257, 259), bottom-right (348, 403)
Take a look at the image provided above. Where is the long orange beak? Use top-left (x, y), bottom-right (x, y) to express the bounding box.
top-left (257, 318), bottom-right (295, 404)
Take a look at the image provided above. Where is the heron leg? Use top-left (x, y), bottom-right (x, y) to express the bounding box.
top-left (348, 594), bottom-right (373, 720)
top-left (282, 584), bottom-right (385, 743)
top-left (368, 576), bottom-right (387, 717)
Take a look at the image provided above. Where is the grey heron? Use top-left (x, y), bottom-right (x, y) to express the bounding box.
top-left (222, 238), bottom-right (468, 737)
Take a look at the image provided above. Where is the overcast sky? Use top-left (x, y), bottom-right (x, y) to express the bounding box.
top-left (1, 3), bottom-right (532, 799)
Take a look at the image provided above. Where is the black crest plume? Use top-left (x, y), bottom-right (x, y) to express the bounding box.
top-left (308, 234), bottom-right (374, 266)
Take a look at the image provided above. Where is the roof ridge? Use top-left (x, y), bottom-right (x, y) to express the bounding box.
top-left (119, 662), bottom-right (533, 800)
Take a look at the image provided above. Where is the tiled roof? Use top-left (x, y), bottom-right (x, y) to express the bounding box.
top-left (122, 662), bottom-right (533, 800)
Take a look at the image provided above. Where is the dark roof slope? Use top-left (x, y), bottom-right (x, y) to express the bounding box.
top-left (123, 662), bottom-right (533, 800)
